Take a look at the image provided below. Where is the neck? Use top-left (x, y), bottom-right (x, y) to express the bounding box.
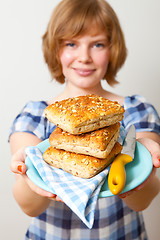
top-left (61, 81), bottom-right (107, 99)
top-left (48, 81), bottom-right (124, 105)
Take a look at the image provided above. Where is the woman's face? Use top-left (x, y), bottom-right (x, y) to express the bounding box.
top-left (59, 30), bottom-right (110, 89)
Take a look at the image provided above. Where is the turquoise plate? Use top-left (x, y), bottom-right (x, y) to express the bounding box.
top-left (25, 139), bottom-right (153, 198)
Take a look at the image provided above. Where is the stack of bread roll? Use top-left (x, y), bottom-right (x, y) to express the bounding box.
top-left (43, 94), bottom-right (124, 178)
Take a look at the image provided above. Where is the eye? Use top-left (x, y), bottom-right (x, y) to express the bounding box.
top-left (66, 42), bottom-right (76, 48)
top-left (94, 43), bottom-right (105, 48)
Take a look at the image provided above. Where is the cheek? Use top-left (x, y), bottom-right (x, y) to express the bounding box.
top-left (97, 52), bottom-right (110, 71)
top-left (60, 51), bottom-right (74, 67)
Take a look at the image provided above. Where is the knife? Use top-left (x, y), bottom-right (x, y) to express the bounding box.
top-left (108, 125), bottom-right (136, 195)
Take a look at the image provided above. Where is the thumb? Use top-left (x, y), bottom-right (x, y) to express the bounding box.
top-left (10, 160), bottom-right (27, 174)
top-left (151, 152), bottom-right (160, 168)
top-left (10, 148), bottom-right (27, 174)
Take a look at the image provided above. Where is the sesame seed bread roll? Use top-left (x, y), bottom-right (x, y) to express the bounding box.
top-left (44, 94), bottom-right (125, 134)
top-left (49, 123), bottom-right (120, 159)
top-left (43, 142), bottom-right (122, 179)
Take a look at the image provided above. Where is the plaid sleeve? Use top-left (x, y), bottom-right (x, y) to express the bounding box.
top-left (9, 101), bottom-right (48, 140)
top-left (122, 95), bottom-right (160, 134)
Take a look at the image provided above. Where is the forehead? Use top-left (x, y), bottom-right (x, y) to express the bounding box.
top-left (84, 23), bottom-right (107, 36)
top-left (59, 15), bottom-right (108, 40)
top-left (67, 23), bottom-right (108, 40)
top-left (74, 33), bottom-right (108, 43)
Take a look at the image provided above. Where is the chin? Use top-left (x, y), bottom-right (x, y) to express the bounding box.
top-left (76, 79), bottom-right (100, 89)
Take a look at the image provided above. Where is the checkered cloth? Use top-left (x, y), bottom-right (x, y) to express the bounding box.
top-left (25, 146), bottom-right (109, 229)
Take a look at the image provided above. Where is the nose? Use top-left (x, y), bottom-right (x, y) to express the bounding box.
top-left (77, 46), bottom-right (92, 63)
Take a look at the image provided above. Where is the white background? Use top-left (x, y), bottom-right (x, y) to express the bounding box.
top-left (0, 0), bottom-right (160, 239)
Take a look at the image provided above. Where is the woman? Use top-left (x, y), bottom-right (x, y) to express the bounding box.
top-left (10, 0), bottom-right (160, 239)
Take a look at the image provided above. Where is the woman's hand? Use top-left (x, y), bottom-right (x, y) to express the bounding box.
top-left (119, 136), bottom-right (160, 199)
top-left (24, 175), bottom-right (63, 202)
top-left (119, 167), bottom-right (157, 199)
top-left (137, 137), bottom-right (160, 168)
top-left (10, 147), bottom-right (63, 202)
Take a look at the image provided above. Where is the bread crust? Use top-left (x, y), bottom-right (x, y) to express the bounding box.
top-left (44, 94), bottom-right (124, 134)
top-left (43, 142), bottom-right (122, 178)
top-left (49, 123), bottom-right (120, 158)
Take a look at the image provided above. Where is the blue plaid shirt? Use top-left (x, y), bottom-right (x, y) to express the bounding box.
top-left (9, 95), bottom-right (160, 240)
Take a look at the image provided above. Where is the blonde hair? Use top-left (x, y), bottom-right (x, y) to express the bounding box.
top-left (42, 0), bottom-right (127, 86)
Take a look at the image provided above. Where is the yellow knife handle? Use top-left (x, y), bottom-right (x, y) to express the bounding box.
top-left (108, 154), bottom-right (133, 195)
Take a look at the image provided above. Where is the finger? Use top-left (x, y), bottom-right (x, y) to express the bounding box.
top-left (119, 167), bottom-right (156, 199)
top-left (137, 138), bottom-right (160, 168)
top-left (13, 148), bottom-right (27, 163)
top-left (10, 160), bottom-right (27, 174)
top-left (119, 191), bottom-right (133, 199)
top-left (49, 196), bottom-right (62, 202)
top-left (55, 196), bottom-right (64, 202)
top-left (151, 152), bottom-right (160, 168)
top-left (10, 148), bottom-right (27, 174)
top-left (135, 167), bottom-right (156, 191)
top-left (24, 175), bottom-right (56, 198)
top-left (49, 195), bottom-right (64, 202)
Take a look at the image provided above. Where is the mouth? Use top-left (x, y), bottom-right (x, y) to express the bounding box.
top-left (73, 68), bottom-right (96, 77)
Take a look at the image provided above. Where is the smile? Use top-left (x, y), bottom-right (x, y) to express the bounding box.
top-left (73, 68), bottom-right (95, 77)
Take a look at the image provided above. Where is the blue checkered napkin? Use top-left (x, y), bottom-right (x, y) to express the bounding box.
top-left (25, 146), bottom-right (109, 229)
